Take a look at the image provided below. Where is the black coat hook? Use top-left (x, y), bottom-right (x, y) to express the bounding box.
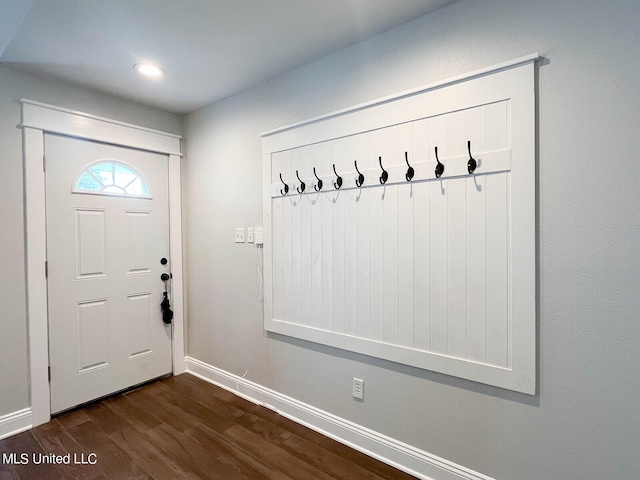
top-left (296, 170), bottom-right (306, 193)
top-left (434, 146), bottom-right (444, 178)
top-left (467, 140), bottom-right (477, 174)
top-left (313, 167), bottom-right (323, 191)
top-left (404, 151), bottom-right (414, 181)
top-left (354, 160), bottom-right (364, 187)
top-left (279, 173), bottom-right (289, 195)
top-left (332, 164), bottom-right (343, 190)
top-left (378, 157), bottom-right (388, 184)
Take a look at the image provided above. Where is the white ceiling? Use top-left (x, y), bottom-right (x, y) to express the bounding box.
top-left (0, 0), bottom-right (455, 114)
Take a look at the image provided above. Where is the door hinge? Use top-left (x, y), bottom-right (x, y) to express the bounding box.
top-left (43, 155), bottom-right (46, 172)
top-left (48, 365), bottom-right (51, 382)
top-left (45, 260), bottom-right (48, 277)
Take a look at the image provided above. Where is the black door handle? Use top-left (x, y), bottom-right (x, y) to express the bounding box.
top-left (160, 273), bottom-right (173, 324)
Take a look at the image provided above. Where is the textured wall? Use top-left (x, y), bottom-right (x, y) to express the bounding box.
top-left (184, 1), bottom-right (640, 478)
top-left (0, 65), bottom-right (183, 417)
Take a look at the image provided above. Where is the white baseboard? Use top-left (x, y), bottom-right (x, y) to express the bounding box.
top-left (0, 408), bottom-right (33, 440)
top-left (185, 356), bottom-right (493, 480)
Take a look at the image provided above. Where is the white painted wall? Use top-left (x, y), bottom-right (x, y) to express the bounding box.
top-left (184, 1), bottom-right (640, 478)
top-left (0, 65), bottom-right (183, 417)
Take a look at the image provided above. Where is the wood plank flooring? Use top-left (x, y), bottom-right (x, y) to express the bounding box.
top-left (0, 374), bottom-right (417, 480)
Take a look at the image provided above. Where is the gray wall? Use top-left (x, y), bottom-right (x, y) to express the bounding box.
top-left (184, 1), bottom-right (640, 479)
top-left (0, 65), bottom-right (183, 417)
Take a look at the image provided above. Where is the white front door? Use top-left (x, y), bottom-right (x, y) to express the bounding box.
top-left (45, 133), bottom-right (172, 414)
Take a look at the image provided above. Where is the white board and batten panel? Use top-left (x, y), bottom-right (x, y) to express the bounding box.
top-left (262, 54), bottom-right (538, 394)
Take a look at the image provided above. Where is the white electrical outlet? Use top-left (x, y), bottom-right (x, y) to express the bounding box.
top-left (247, 227), bottom-right (254, 243)
top-left (352, 378), bottom-right (364, 400)
top-left (235, 228), bottom-right (245, 243)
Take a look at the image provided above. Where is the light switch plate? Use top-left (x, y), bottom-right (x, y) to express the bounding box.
top-left (235, 228), bottom-right (245, 243)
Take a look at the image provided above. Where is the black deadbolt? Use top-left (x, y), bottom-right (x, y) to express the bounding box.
top-left (160, 257), bottom-right (168, 265)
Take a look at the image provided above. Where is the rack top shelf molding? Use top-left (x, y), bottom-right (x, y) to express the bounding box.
top-left (261, 54), bottom-right (538, 394)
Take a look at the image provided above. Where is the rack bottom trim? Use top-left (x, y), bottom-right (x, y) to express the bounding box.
top-left (265, 318), bottom-right (534, 395)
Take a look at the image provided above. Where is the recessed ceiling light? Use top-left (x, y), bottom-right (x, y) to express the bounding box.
top-left (134, 63), bottom-right (164, 77)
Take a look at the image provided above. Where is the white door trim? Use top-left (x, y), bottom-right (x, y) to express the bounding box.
top-left (20, 99), bottom-right (185, 426)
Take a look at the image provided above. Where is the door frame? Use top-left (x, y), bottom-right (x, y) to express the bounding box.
top-left (21, 99), bottom-right (185, 426)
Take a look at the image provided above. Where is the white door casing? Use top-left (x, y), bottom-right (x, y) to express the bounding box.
top-left (45, 134), bottom-right (172, 413)
top-left (21, 99), bottom-right (184, 426)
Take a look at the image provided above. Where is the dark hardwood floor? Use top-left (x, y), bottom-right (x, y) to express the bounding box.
top-left (0, 374), bottom-right (417, 480)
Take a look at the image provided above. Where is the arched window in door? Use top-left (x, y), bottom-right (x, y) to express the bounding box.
top-left (74, 161), bottom-right (150, 197)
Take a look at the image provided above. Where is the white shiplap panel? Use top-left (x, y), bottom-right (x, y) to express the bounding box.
top-left (429, 180), bottom-right (448, 355)
top-left (271, 150), bottom-right (282, 185)
top-left (297, 144), bottom-right (313, 193)
top-left (280, 150), bottom-right (293, 323)
top-left (331, 186), bottom-right (345, 334)
top-left (398, 182), bottom-right (414, 348)
top-left (311, 190), bottom-right (323, 330)
top-left (446, 177), bottom-right (467, 359)
top-left (412, 118), bottom-right (430, 181)
top-left (336, 135), bottom-right (354, 186)
top-left (290, 149), bottom-right (303, 324)
top-left (397, 123), bottom-right (415, 348)
top-left (281, 148), bottom-right (293, 192)
top-left (413, 180), bottom-right (431, 351)
top-left (283, 148), bottom-right (294, 193)
top-left (486, 101), bottom-right (509, 152)
top-left (446, 111), bottom-right (466, 159)
top-left (465, 175), bottom-right (487, 362)
top-left (272, 152), bottom-right (287, 323)
top-left (355, 188), bottom-right (371, 338)
top-left (428, 114), bottom-right (448, 354)
top-left (300, 192), bottom-right (313, 327)
top-left (485, 173), bottom-right (509, 367)
top-left (361, 129), bottom-right (382, 173)
top-left (289, 147), bottom-right (301, 191)
top-left (397, 123), bottom-right (413, 170)
top-left (381, 127), bottom-right (400, 344)
top-left (381, 125), bottom-right (399, 168)
top-left (369, 185), bottom-right (385, 342)
top-left (465, 109), bottom-right (487, 362)
top-left (272, 195), bottom-right (284, 322)
top-left (465, 105), bottom-right (487, 155)
top-left (344, 187), bottom-right (358, 336)
top-left (383, 184), bottom-right (399, 345)
top-left (321, 188), bottom-right (334, 331)
top-left (282, 194), bottom-right (293, 324)
top-left (430, 114), bottom-right (447, 160)
top-left (356, 131), bottom-right (372, 184)
top-left (445, 113), bottom-right (468, 358)
top-left (411, 117), bottom-right (431, 349)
